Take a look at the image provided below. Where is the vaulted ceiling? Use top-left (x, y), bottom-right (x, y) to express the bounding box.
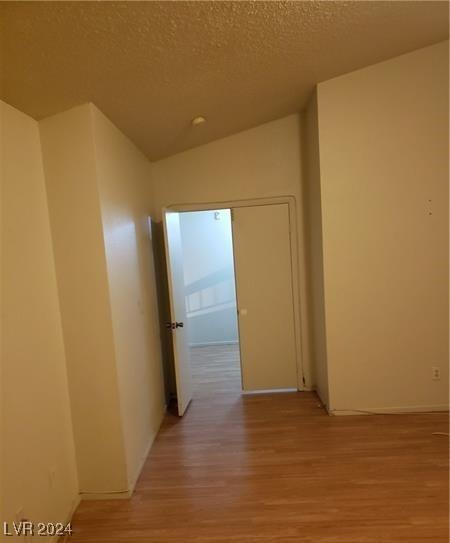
top-left (1, 1), bottom-right (448, 160)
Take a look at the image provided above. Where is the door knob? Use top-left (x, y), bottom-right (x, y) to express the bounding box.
top-left (165, 321), bottom-right (184, 330)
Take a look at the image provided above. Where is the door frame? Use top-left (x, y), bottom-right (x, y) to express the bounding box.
top-left (163, 195), bottom-right (306, 391)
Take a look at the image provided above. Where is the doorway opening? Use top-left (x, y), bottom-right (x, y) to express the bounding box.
top-left (178, 209), bottom-right (242, 397)
top-left (163, 200), bottom-right (301, 416)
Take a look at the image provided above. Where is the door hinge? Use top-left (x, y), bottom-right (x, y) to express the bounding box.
top-left (230, 208), bottom-right (234, 221)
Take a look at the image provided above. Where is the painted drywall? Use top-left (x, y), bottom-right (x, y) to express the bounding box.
top-left (39, 104), bottom-right (129, 494)
top-left (301, 91), bottom-right (329, 407)
top-left (91, 106), bottom-right (166, 489)
top-left (152, 114), bottom-right (312, 387)
top-left (40, 103), bottom-right (165, 495)
top-left (179, 210), bottom-right (238, 346)
top-left (1, 101), bottom-right (78, 533)
top-left (317, 41), bottom-right (449, 413)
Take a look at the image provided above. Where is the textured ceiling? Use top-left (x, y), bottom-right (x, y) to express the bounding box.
top-left (0, 1), bottom-right (448, 160)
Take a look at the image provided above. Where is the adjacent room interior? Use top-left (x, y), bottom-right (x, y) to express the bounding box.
top-left (1, 2), bottom-right (448, 542)
top-left (179, 209), bottom-right (242, 397)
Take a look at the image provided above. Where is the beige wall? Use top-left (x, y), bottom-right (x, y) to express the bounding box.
top-left (317, 41), bottom-right (449, 413)
top-left (151, 114), bottom-right (313, 387)
top-left (301, 91), bottom-right (329, 407)
top-left (40, 104), bottom-right (129, 494)
top-left (1, 101), bottom-right (78, 533)
top-left (91, 106), bottom-right (166, 488)
top-left (39, 103), bottom-right (165, 496)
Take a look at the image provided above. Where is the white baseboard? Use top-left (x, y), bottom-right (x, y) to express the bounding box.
top-left (78, 405), bottom-right (167, 501)
top-left (79, 489), bottom-right (132, 500)
top-left (189, 340), bottom-right (239, 347)
top-left (329, 404), bottom-right (449, 416)
top-left (242, 388), bottom-right (297, 395)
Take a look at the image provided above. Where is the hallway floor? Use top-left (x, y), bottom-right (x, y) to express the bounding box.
top-left (190, 343), bottom-right (242, 396)
top-left (70, 345), bottom-right (449, 542)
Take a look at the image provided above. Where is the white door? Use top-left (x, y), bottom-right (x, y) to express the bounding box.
top-left (232, 204), bottom-right (298, 391)
top-left (163, 210), bottom-right (192, 415)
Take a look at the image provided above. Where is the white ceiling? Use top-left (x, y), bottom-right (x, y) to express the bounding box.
top-left (1, 1), bottom-right (448, 160)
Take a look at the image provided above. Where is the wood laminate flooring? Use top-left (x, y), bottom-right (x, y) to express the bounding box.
top-left (70, 344), bottom-right (449, 542)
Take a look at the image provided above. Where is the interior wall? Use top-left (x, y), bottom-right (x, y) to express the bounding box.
top-left (1, 101), bottom-right (78, 532)
top-left (179, 210), bottom-right (238, 346)
top-left (91, 106), bottom-right (166, 489)
top-left (301, 91), bottom-right (329, 407)
top-left (317, 41), bottom-right (449, 413)
top-left (152, 114), bottom-right (312, 386)
top-left (39, 102), bottom-right (165, 495)
top-left (39, 104), bottom-right (129, 494)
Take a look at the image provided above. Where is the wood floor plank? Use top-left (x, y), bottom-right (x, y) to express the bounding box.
top-left (70, 345), bottom-right (449, 542)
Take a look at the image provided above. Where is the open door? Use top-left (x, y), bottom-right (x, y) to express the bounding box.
top-left (231, 203), bottom-right (298, 391)
top-left (163, 210), bottom-right (193, 415)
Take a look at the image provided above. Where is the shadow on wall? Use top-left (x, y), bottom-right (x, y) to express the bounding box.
top-left (299, 96), bottom-right (328, 399)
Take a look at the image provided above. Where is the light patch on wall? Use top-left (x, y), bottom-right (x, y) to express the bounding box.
top-left (179, 209), bottom-right (239, 346)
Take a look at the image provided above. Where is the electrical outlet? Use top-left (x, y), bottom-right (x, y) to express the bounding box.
top-left (432, 366), bottom-right (441, 381)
